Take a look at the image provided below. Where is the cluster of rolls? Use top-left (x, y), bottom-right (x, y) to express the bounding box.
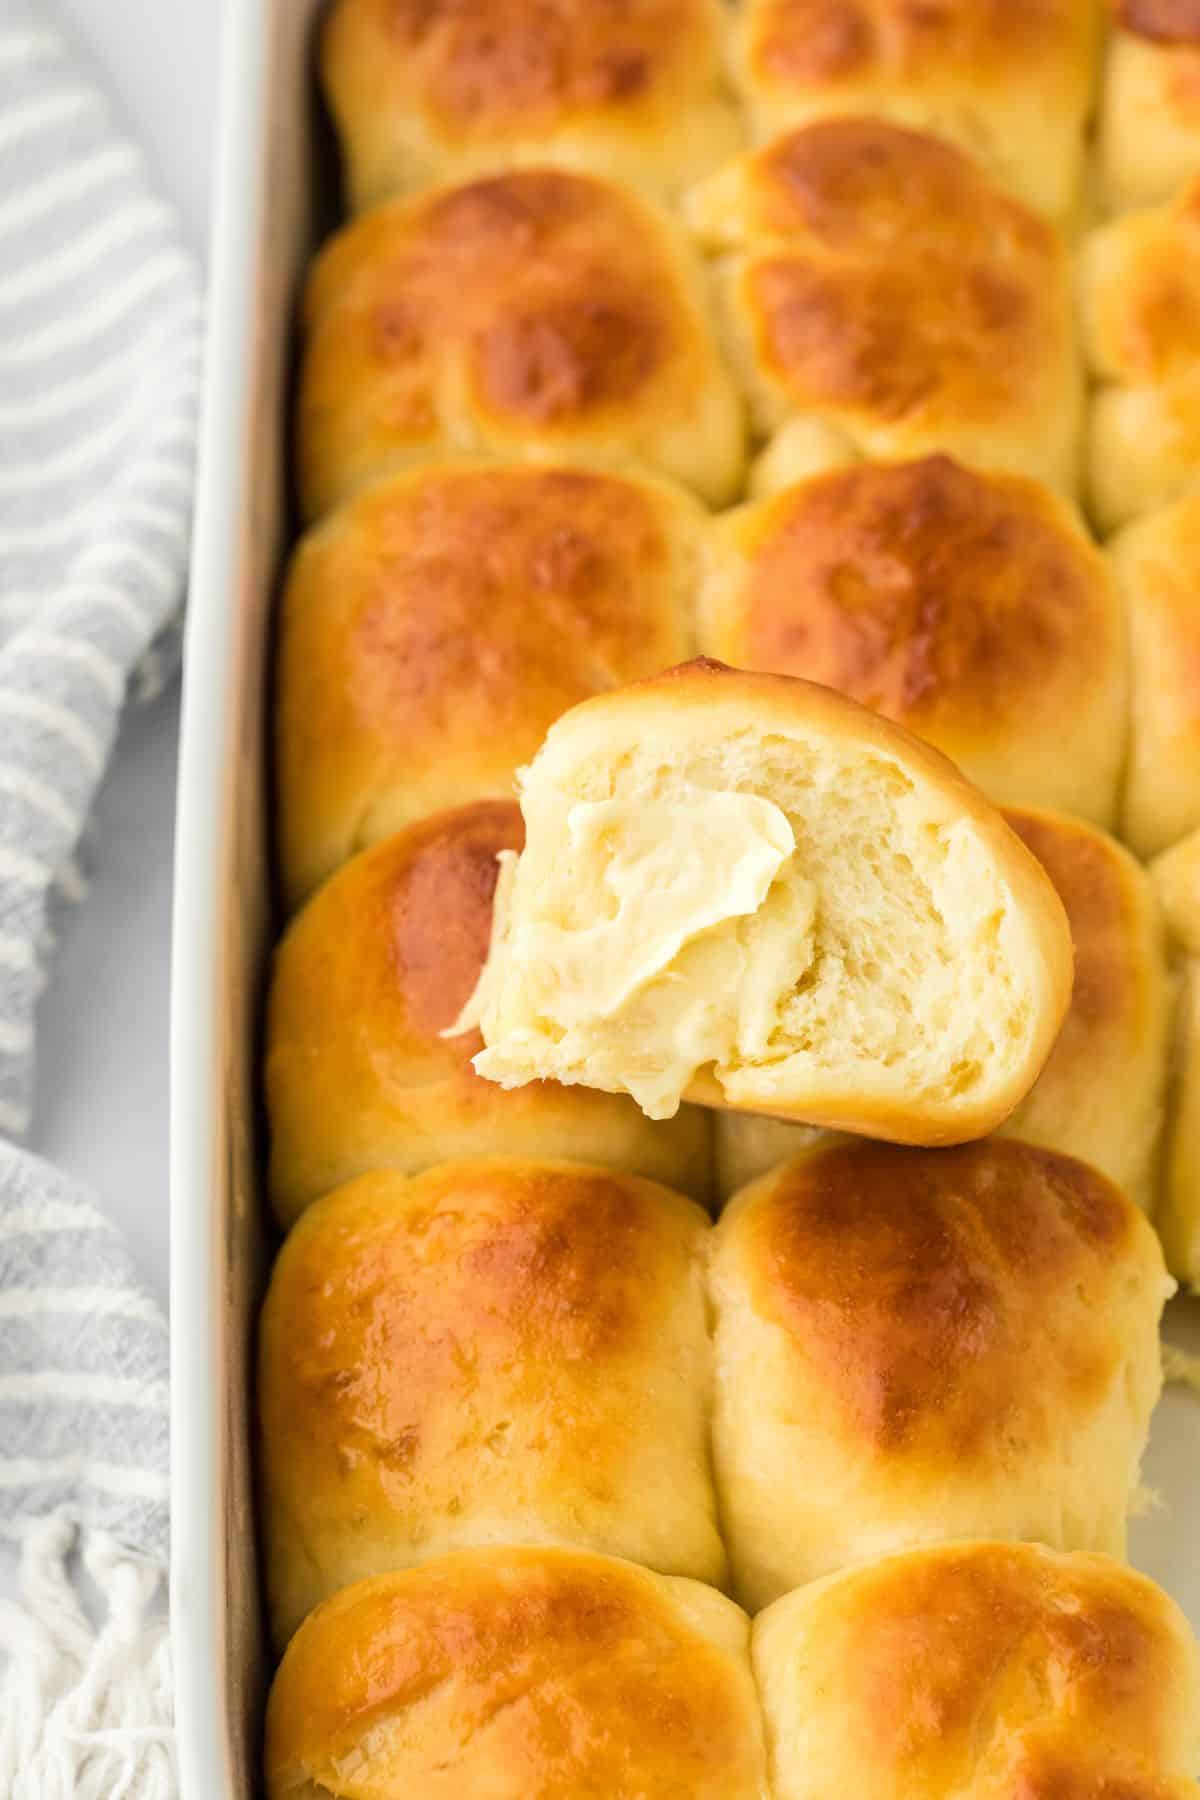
top-left (260, 3), bottom-right (1200, 1795)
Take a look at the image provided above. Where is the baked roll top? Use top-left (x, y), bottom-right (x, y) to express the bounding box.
top-left (265, 801), bottom-right (711, 1227)
top-left (319, 0), bottom-right (742, 213)
top-left (753, 1542), bottom-right (1200, 1800)
top-left (715, 807), bottom-right (1172, 1205)
top-left (1160, 961), bottom-right (1200, 1289)
top-left (1153, 831), bottom-right (1200, 1286)
top-left (275, 460), bottom-right (704, 909)
top-left (264, 1548), bottom-right (769, 1799)
top-left (1109, 494), bottom-right (1200, 859)
top-left (1155, 826), bottom-right (1200, 956)
top-left (996, 808), bottom-right (1172, 1210)
top-left (710, 1138), bottom-right (1169, 1613)
top-left (460, 659), bottom-right (1073, 1145)
top-left (701, 454), bottom-right (1123, 829)
top-left (729, 0), bottom-right (1098, 222)
top-left (686, 118), bottom-right (1081, 497)
top-left (1100, 0), bottom-right (1200, 213)
top-left (296, 168), bottom-right (745, 521)
top-left (258, 1157), bottom-right (724, 1649)
top-left (1083, 182), bottom-right (1200, 533)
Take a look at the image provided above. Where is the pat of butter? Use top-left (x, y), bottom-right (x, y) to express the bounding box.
top-left (453, 784), bottom-right (827, 1116)
top-left (543, 790), bottom-right (797, 1020)
top-left (449, 783), bottom-right (816, 1119)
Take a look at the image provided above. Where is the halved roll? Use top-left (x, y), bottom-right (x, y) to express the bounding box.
top-left (753, 1542), bottom-right (1200, 1800)
top-left (709, 1138), bottom-right (1169, 1612)
top-left (685, 118), bottom-right (1081, 497)
top-left (458, 660), bottom-right (1073, 1144)
top-left (320, 0), bottom-right (742, 212)
top-left (264, 1548), bottom-right (769, 1798)
top-left (700, 454), bottom-right (1124, 829)
top-left (265, 801), bottom-right (711, 1227)
top-left (728, 0), bottom-right (1098, 222)
top-left (1082, 182), bottom-right (1200, 533)
top-left (275, 460), bottom-right (704, 909)
top-left (715, 806), bottom-right (1171, 1204)
top-left (297, 168), bottom-right (745, 521)
top-left (258, 1157), bottom-right (723, 1648)
top-left (1099, 1), bottom-right (1200, 213)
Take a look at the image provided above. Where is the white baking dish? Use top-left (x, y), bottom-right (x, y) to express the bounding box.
top-left (170, 0), bottom-right (323, 1792)
top-left (169, 2), bottom-right (1200, 1794)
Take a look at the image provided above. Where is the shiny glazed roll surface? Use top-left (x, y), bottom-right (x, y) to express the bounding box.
top-left (265, 1547), bottom-right (769, 1799)
top-left (297, 167), bottom-right (745, 520)
top-left (258, 1156), bottom-right (723, 1647)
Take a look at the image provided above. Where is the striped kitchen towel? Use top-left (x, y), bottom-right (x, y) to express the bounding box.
top-left (0, 0), bottom-right (201, 1135)
top-left (0, 3), bottom-right (201, 1795)
top-left (0, 1144), bottom-right (171, 1798)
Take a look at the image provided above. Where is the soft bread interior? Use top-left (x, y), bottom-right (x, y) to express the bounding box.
top-left (456, 690), bottom-right (1068, 1137)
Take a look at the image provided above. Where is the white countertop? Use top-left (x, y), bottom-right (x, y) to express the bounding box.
top-left (29, 0), bottom-right (222, 1314)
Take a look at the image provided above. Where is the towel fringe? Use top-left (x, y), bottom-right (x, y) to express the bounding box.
top-left (0, 1515), bottom-right (174, 1798)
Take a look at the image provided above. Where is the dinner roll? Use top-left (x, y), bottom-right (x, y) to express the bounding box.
top-left (1155, 825), bottom-right (1200, 955)
top-left (1082, 183), bottom-right (1200, 533)
top-left (1160, 961), bottom-right (1200, 1289)
top-left (700, 454), bottom-right (1124, 829)
top-left (686, 119), bottom-right (1081, 497)
top-left (458, 660), bottom-right (1073, 1144)
top-left (275, 460), bottom-right (704, 909)
top-left (264, 1548), bottom-right (769, 1798)
top-left (1100, 2), bottom-right (1200, 214)
top-left (1110, 493), bottom-right (1200, 857)
top-left (753, 1542), bottom-right (1200, 1800)
top-left (320, 0), bottom-right (742, 213)
top-left (259, 1158), bottom-right (723, 1647)
top-left (710, 1138), bottom-right (1169, 1612)
top-left (297, 169), bottom-right (744, 522)
top-left (265, 801), bottom-right (710, 1227)
top-left (729, 0), bottom-right (1098, 222)
top-left (715, 1115), bottom-right (828, 1202)
top-left (996, 808), bottom-right (1172, 1210)
top-left (716, 808), bottom-right (1171, 1203)
top-left (1153, 834), bottom-right (1200, 1285)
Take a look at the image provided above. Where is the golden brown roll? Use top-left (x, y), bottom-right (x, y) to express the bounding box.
top-left (275, 460), bottom-right (705, 910)
top-left (709, 1138), bottom-right (1170, 1613)
top-left (700, 454), bottom-right (1124, 829)
top-left (996, 807), bottom-right (1173, 1210)
top-left (258, 1157), bottom-right (724, 1648)
top-left (685, 118), bottom-right (1081, 497)
top-left (729, 0), bottom-right (1099, 222)
top-left (460, 660), bottom-right (1073, 1146)
top-left (319, 0), bottom-right (743, 213)
top-left (265, 801), bottom-right (711, 1227)
top-left (1160, 961), bottom-right (1200, 1289)
top-left (1152, 834), bottom-right (1200, 1286)
top-left (1155, 825), bottom-right (1200, 955)
top-left (264, 1548), bottom-right (769, 1798)
top-left (716, 807), bottom-right (1172, 1204)
top-left (1110, 493), bottom-right (1200, 856)
top-left (296, 169), bottom-right (745, 522)
top-left (1081, 183), bottom-right (1200, 534)
top-left (753, 1542), bottom-right (1200, 1800)
top-left (1100, 1), bottom-right (1200, 214)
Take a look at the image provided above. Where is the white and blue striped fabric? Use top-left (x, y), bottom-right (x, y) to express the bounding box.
top-left (0, 3), bottom-right (201, 1794)
top-left (0, 4), bottom-right (200, 1137)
